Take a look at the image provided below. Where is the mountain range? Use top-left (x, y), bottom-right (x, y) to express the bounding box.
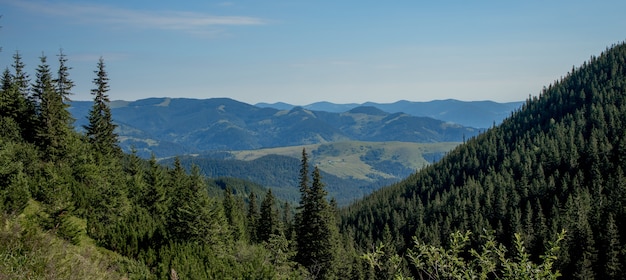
top-left (257, 99), bottom-right (523, 129)
top-left (69, 98), bottom-right (520, 158)
top-left (69, 98), bottom-right (488, 158)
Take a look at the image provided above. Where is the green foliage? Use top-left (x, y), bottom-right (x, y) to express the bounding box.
top-left (0, 140), bottom-right (34, 214)
top-left (361, 243), bottom-right (406, 280)
top-left (404, 229), bottom-right (565, 280)
top-left (363, 229), bottom-right (565, 280)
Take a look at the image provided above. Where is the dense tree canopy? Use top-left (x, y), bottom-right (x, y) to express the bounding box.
top-left (341, 41), bottom-right (626, 279)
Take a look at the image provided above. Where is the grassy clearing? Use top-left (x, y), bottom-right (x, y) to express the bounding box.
top-left (231, 141), bottom-right (460, 181)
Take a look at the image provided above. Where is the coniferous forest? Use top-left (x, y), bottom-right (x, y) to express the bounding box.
top-left (343, 42), bottom-right (626, 279)
top-left (2, 41), bottom-right (626, 279)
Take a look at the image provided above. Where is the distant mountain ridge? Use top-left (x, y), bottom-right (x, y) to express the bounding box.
top-left (257, 99), bottom-right (523, 129)
top-left (69, 97), bottom-right (481, 158)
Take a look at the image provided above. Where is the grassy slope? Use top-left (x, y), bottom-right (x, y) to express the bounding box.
top-left (0, 200), bottom-right (150, 280)
top-left (230, 141), bottom-right (460, 181)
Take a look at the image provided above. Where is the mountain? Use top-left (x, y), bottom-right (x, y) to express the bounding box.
top-left (340, 43), bottom-right (626, 279)
top-left (257, 99), bottom-right (523, 129)
top-left (70, 98), bottom-right (478, 158)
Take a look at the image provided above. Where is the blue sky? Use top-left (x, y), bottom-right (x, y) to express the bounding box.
top-left (1, 0), bottom-right (625, 105)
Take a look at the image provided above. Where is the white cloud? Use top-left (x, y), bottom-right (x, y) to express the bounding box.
top-left (6, 0), bottom-right (267, 33)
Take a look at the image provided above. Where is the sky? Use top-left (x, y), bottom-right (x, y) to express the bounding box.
top-left (1, 0), bottom-right (625, 105)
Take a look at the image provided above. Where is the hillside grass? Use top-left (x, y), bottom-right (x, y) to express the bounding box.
top-left (0, 200), bottom-right (151, 280)
top-left (231, 141), bottom-right (460, 181)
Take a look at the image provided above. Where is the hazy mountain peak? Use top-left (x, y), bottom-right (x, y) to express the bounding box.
top-left (346, 106), bottom-right (388, 116)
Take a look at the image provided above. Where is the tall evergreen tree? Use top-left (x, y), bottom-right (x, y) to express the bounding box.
top-left (282, 201), bottom-right (294, 239)
top-left (32, 53), bottom-right (73, 160)
top-left (223, 187), bottom-right (246, 241)
top-left (295, 149), bottom-right (339, 279)
top-left (258, 188), bottom-right (279, 243)
top-left (0, 68), bottom-right (17, 119)
top-left (55, 50), bottom-right (73, 104)
top-left (10, 51), bottom-right (30, 98)
top-left (125, 148), bottom-right (146, 204)
top-left (9, 51), bottom-right (37, 141)
top-left (144, 154), bottom-right (169, 244)
top-left (84, 57), bottom-right (119, 156)
top-left (0, 68), bottom-right (21, 141)
top-left (247, 191), bottom-right (260, 243)
top-left (298, 148), bottom-right (310, 199)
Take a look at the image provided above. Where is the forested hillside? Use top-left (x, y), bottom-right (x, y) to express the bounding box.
top-left (0, 52), bottom-right (357, 278)
top-left (341, 42), bottom-right (626, 279)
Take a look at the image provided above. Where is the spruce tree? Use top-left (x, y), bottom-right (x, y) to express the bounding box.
top-left (247, 191), bottom-right (260, 243)
top-left (84, 57), bottom-right (119, 156)
top-left (7, 51), bottom-right (37, 141)
top-left (295, 149), bottom-right (338, 279)
top-left (125, 148), bottom-right (146, 204)
top-left (298, 148), bottom-right (310, 198)
top-left (258, 188), bottom-right (279, 243)
top-left (223, 187), bottom-right (246, 241)
top-left (32, 54), bottom-right (74, 160)
top-left (144, 154), bottom-right (169, 243)
top-left (0, 68), bottom-right (17, 119)
top-left (55, 50), bottom-right (73, 104)
top-left (282, 201), bottom-right (294, 239)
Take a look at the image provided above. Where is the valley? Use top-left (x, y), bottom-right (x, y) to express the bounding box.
top-left (163, 141), bottom-right (459, 205)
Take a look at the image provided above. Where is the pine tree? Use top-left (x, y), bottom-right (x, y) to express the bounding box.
top-left (55, 50), bottom-right (73, 104)
top-left (603, 214), bottom-right (621, 278)
top-left (6, 51), bottom-right (37, 141)
top-left (222, 187), bottom-right (246, 241)
top-left (258, 188), bottom-right (279, 243)
top-left (32, 53), bottom-right (74, 160)
top-left (294, 148), bottom-right (309, 244)
top-left (125, 148), bottom-right (146, 204)
top-left (295, 149), bottom-right (339, 279)
top-left (169, 157), bottom-right (188, 194)
top-left (144, 154), bottom-right (169, 244)
top-left (247, 191), bottom-right (260, 244)
top-left (0, 68), bottom-right (21, 141)
top-left (282, 201), bottom-right (294, 239)
top-left (298, 148), bottom-right (310, 200)
top-left (10, 51), bottom-right (30, 98)
top-left (0, 68), bottom-right (17, 119)
top-left (84, 57), bottom-right (119, 156)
